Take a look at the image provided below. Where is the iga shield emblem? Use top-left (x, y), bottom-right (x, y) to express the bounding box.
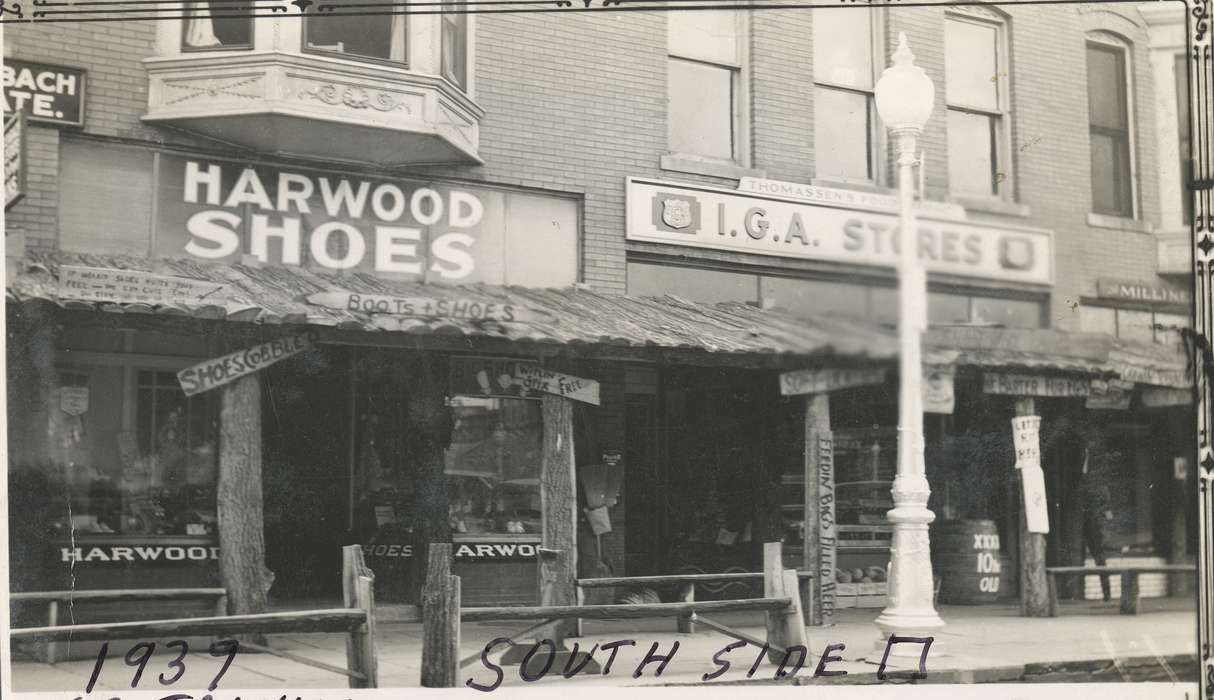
top-left (662, 198), bottom-right (692, 229)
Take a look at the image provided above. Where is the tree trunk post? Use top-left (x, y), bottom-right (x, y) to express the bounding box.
top-left (1016, 397), bottom-right (1050, 617)
top-left (421, 543), bottom-right (459, 688)
top-left (218, 372), bottom-right (270, 643)
top-left (406, 353), bottom-right (452, 605)
top-left (541, 395), bottom-right (577, 638)
top-left (803, 393), bottom-right (833, 626)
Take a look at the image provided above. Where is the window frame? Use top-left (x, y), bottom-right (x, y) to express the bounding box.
top-left (1085, 33), bottom-right (1139, 220)
top-left (811, 8), bottom-right (885, 185)
top-left (943, 9), bottom-right (1013, 203)
top-left (1174, 52), bottom-right (1192, 225)
top-left (665, 7), bottom-right (750, 166)
top-left (441, 0), bottom-right (469, 89)
top-left (180, 1), bottom-right (255, 53)
top-left (301, 4), bottom-right (410, 69)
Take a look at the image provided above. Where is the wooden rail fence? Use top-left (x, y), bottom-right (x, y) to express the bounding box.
top-left (421, 541), bottom-right (807, 688)
top-left (10, 545), bottom-right (379, 688)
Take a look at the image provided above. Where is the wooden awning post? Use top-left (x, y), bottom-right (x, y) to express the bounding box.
top-left (541, 395), bottom-right (578, 638)
top-left (803, 393), bottom-right (834, 627)
top-left (218, 372), bottom-right (270, 642)
top-left (1016, 397), bottom-right (1050, 617)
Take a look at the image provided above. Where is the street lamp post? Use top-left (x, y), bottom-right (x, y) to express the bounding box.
top-left (872, 32), bottom-right (945, 653)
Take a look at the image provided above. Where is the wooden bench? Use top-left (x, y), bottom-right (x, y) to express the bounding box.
top-left (1045, 566), bottom-right (1196, 616)
top-left (10, 588), bottom-right (227, 663)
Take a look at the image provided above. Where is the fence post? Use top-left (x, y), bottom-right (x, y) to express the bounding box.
top-left (676, 583), bottom-right (696, 633)
top-left (421, 543), bottom-right (460, 688)
top-left (780, 569), bottom-right (808, 650)
top-left (763, 542), bottom-right (787, 663)
top-left (45, 600), bottom-right (59, 664)
top-left (343, 545), bottom-right (378, 688)
top-left (572, 584), bottom-right (585, 638)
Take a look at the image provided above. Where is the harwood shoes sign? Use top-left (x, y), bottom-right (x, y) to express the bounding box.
top-left (627, 178), bottom-right (1054, 285)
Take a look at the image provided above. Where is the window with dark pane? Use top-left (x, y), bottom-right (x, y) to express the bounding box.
top-left (813, 8), bottom-right (876, 181)
top-left (182, 2), bottom-right (253, 50)
top-left (1087, 40), bottom-right (1133, 217)
top-left (945, 15), bottom-right (1005, 198)
top-left (442, 1), bottom-right (468, 88)
top-left (1175, 53), bottom-right (1192, 224)
top-left (304, 0), bottom-right (407, 64)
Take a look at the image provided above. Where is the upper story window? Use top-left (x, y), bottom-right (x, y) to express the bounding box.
top-left (442, 2), bottom-right (469, 88)
top-left (667, 9), bottom-right (744, 162)
top-left (812, 9), bottom-right (880, 182)
top-left (944, 11), bottom-right (1010, 200)
top-left (1086, 34), bottom-right (1136, 218)
top-left (304, 1), bottom-right (408, 64)
top-left (182, 2), bottom-right (252, 50)
top-left (1175, 53), bottom-right (1191, 225)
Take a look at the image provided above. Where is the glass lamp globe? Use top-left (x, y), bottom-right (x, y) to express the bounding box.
top-left (874, 32), bottom-right (936, 133)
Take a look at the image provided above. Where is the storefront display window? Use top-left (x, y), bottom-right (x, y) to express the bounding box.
top-left (48, 365), bottom-right (219, 538)
top-left (444, 397), bottom-right (543, 536)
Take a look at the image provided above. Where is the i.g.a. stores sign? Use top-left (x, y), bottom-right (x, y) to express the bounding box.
top-left (155, 155), bottom-right (577, 287)
top-left (627, 178), bottom-right (1054, 285)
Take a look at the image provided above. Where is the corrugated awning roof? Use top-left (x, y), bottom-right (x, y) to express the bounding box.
top-left (5, 251), bottom-right (898, 363)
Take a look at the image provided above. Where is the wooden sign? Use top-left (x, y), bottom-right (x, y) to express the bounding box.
top-left (982, 372), bottom-right (1089, 398)
top-left (306, 291), bottom-right (538, 323)
top-left (1142, 386), bottom-right (1191, 407)
top-left (814, 435), bottom-right (837, 625)
top-left (1087, 379), bottom-right (1133, 410)
top-left (779, 367), bottom-right (887, 396)
top-left (514, 365), bottom-right (600, 405)
top-left (451, 356), bottom-right (539, 398)
top-left (177, 333), bottom-right (313, 397)
top-left (5, 112), bottom-right (25, 210)
top-left (58, 265), bottom-right (227, 306)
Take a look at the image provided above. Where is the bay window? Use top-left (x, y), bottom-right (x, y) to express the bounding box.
top-left (442, 1), bottom-right (469, 88)
top-left (305, 1), bottom-right (408, 64)
top-left (182, 2), bottom-right (253, 51)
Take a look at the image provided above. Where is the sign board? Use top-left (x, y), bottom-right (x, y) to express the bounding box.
top-left (1142, 386), bottom-right (1192, 407)
top-left (306, 291), bottom-right (538, 324)
top-left (627, 177), bottom-right (1054, 285)
top-left (58, 265), bottom-right (228, 307)
top-left (1011, 415), bottom-right (1041, 470)
top-left (362, 541), bottom-right (542, 560)
top-left (737, 177), bottom-right (967, 221)
top-left (5, 112), bottom-right (25, 210)
top-left (815, 435), bottom-right (837, 625)
top-left (61, 545), bottom-right (219, 563)
top-left (513, 365), bottom-right (600, 405)
top-left (779, 367), bottom-right (888, 396)
top-left (59, 386), bottom-right (89, 416)
top-left (450, 356), bottom-right (539, 399)
top-left (177, 333), bottom-right (314, 397)
top-left (1097, 279), bottom-right (1191, 307)
top-left (1086, 379), bottom-right (1133, 410)
top-left (982, 372), bottom-right (1089, 397)
top-left (156, 155), bottom-right (578, 287)
top-left (923, 365), bottom-right (956, 414)
top-left (2, 60), bottom-right (86, 127)
top-left (1022, 464), bottom-right (1050, 534)
top-left (1113, 364), bottom-right (1191, 390)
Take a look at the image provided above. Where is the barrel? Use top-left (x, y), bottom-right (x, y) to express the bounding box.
top-left (931, 519), bottom-right (1008, 604)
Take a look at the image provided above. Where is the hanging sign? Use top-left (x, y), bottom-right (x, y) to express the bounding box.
top-left (1096, 279), bottom-right (1191, 306)
top-left (513, 365), bottom-right (600, 405)
top-left (815, 434), bottom-right (837, 626)
top-left (923, 365), bottom-right (955, 414)
top-left (451, 356), bottom-right (539, 398)
top-left (306, 291), bottom-right (539, 324)
top-left (58, 265), bottom-right (228, 307)
top-left (779, 366), bottom-right (888, 396)
top-left (177, 333), bottom-right (314, 397)
top-left (1086, 379), bottom-right (1133, 410)
top-left (5, 112), bottom-right (26, 210)
top-left (982, 372), bottom-right (1089, 397)
top-left (59, 386), bottom-right (89, 416)
top-left (1011, 415), bottom-right (1041, 470)
top-left (2, 59), bottom-right (87, 127)
top-left (1022, 465), bottom-right (1050, 534)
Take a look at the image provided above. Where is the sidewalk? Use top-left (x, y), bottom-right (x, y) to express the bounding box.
top-left (10, 598), bottom-right (1198, 692)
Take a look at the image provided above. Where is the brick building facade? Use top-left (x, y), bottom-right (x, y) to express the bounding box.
top-left (3, 1), bottom-right (1197, 615)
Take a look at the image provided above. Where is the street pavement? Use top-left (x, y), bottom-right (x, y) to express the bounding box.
top-left (8, 598), bottom-right (1199, 692)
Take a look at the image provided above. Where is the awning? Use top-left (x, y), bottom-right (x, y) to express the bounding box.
top-left (5, 250), bottom-right (898, 364)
